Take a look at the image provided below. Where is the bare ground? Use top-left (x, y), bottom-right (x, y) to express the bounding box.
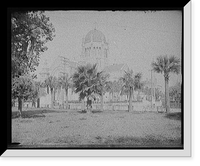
top-left (11, 108), bottom-right (182, 148)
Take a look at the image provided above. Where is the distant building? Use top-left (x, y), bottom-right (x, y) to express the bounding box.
top-left (39, 28), bottom-right (129, 107)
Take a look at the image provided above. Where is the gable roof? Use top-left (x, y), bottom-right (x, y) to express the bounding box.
top-left (103, 64), bottom-right (125, 73)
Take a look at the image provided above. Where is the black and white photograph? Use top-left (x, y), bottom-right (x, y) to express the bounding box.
top-left (5, 3), bottom-right (192, 157)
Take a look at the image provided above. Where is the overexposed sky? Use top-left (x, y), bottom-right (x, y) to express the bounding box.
top-left (36, 10), bottom-right (182, 89)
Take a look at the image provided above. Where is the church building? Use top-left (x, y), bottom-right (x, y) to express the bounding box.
top-left (39, 28), bottom-right (129, 107)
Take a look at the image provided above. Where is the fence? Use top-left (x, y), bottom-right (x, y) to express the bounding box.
top-left (67, 101), bottom-right (161, 112)
top-left (13, 100), bottom-right (180, 112)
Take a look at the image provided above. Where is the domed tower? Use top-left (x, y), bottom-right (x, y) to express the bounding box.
top-left (81, 28), bottom-right (109, 71)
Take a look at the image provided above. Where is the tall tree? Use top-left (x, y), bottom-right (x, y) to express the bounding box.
top-left (120, 69), bottom-right (134, 112)
top-left (11, 11), bottom-right (55, 78)
top-left (133, 73), bottom-right (143, 101)
top-left (58, 74), bottom-right (71, 109)
top-left (151, 55), bottom-right (180, 113)
top-left (72, 64), bottom-right (98, 112)
top-left (44, 76), bottom-right (58, 108)
top-left (120, 70), bottom-right (143, 112)
top-left (95, 71), bottom-right (109, 111)
top-left (12, 75), bottom-right (35, 116)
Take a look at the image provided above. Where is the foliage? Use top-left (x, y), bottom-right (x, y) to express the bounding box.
top-left (58, 74), bottom-right (71, 91)
top-left (151, 55), bottom-right (180, 80)
top-left (151, 55), bottom-right (180, 112)
top-left (95, 71), bottom-right (110, 96)
top-left (120, 69), bottom-right (143, 111)
top-left (44, 75), bottom-right (58, 93)
top-left (43, 75), bottom-right (58, 108)
top-left (11, 11), bottom-right (55, 78)
top-left (72, 64), bottom-right (100, 101)
top-left (133, 73), bottom-right (144, 91)
top-left (120, 69), bottom-right (143, 94)
top-left (169, 82), bottom-right (182, 103)
top-left (29, 81), bottom-right (43, 101)
top-left (105, 80), bottom-right (123, 101)
top-left (120, 69), bottom-right (134, 92)
top-left (12, 75), bottom-right (35, 101)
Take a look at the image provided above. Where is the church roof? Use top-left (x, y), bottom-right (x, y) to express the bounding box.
top-left (103, 64), bottom-right (126, 73)
top-left (84, 29), bottom-right (106, 44)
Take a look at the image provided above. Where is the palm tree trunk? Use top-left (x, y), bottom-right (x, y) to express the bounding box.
top-left (165, 77), bottom-right (170, 113)
top-left (65, 88), bottom-right (68, 109)
top-left (128, 88), bottom-right (133, 112)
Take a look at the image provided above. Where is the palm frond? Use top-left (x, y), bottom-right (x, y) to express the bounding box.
top-left (169, 64), bottom-right (180, 74)
top-left (152, 55), bottom-right (181, 79)
top-left (168, 56), bottom-right (180, 74)
top-left (151, 56), bottom-right (165, 73)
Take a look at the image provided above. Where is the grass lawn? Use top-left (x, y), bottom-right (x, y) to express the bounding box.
top-left (11, 108), bottom-right (183, 148)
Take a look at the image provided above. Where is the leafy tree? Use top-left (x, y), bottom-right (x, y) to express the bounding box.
top-left (155, 88), bottom-right (164, 101)
top-left (151, 55), bottom-right (180, 113)
top-left (72, 64), bottom-right (98, 112)
top-left (169, 82), bottom-right (181, 104)
top-left (58, 74), bottom-right (71, 109)
top-left (12, 75), bottom-right (35, 116)
top-left (11, 11), bottom-right (55, 78)
top-left (44, 76), bottom-right (58, 108)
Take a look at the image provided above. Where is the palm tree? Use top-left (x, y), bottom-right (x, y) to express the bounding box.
top-left (133, 73), bottom-right (144, 101)
top-left (105, 81), bottom-right (113, 102)
top-left (121, 69), bottom-right (134, 112)
top-left (72, 64), bottom-right (98, 112)
top-left (44, 76), bottom-right (58, 108)
top-left (58, 74), bottom-right (71, 109)
top-left (120, 70), bottom-right (143, 112)
top-left (151, 55), bottom-right (180, 113)
top-left (95, 71), bottom-right (109, 111)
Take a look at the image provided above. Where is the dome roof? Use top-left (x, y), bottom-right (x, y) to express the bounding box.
top-left (84, 29), bottom-right (106, 44)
